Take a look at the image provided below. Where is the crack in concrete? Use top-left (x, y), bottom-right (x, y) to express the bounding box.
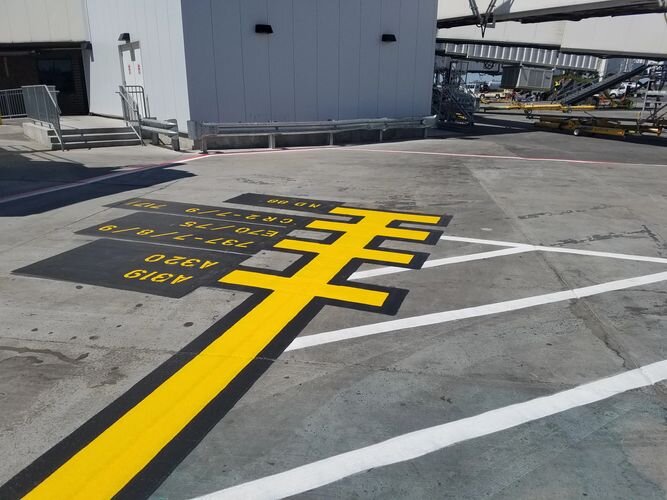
top-left (518, 204), bottom-right (614, 220)
top-left (567, 301), bottom-right (634, 370)
top-left (640, 224), bottom-right (666, 256)
top-left (552, 228), bottom-right (652, 247)
top-left (0, 345), bottom-right (88, 364)
top-left (466, 166), bottom-right (645, 375)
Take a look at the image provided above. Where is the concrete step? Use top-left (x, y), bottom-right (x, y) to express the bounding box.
top-left (23, 121), bottom-right (144, 150)
top-left (51, 132), bottom-right (140, 144)
top-left (48, 125), bottom-right (142, 149)
top-left (57, 138), bottom-right (142, 149)
top-left (49, 127), bottom-right (135, 136)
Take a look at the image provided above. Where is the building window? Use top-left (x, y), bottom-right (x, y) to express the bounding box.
top-left (37, 59), bottom-right (74, 92)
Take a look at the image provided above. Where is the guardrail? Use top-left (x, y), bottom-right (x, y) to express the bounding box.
top-left (189, 116), bottom-right (436, 153)
top-left (141, 117), bottom-right (180, 151)
top-left (21, 85), bottom-right (63, 150)
top-left (0, 88), bottom-right (26, 120)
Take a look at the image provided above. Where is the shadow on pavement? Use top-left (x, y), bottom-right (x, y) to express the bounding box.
top-left (0, 159), bottom-right (194, 217)
top-left (0, 122), bottom-right (194, 216)
top-left (434, 115), bottom-right (535, 138)
top-left (443, 115), bottom-right (667, 147)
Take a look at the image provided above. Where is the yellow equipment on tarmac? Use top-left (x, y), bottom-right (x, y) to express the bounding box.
top-left (482, 102), bottom-right (596, 113)
top-left (535, 115), bottom-right (664, 138)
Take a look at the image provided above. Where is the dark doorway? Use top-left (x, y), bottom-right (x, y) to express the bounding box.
top-left (36, 51), bottom-right (88, 115)
top-left (0, 47), bottom-right (88, 115)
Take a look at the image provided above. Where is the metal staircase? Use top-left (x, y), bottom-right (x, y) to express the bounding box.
top-left (560, 64), bottom-right (649, 105)
top-left (638, 63), bottom-right (666, 122)
top-left (549, 78), bottom-right (592, 102)
top-left (432, 59), bottom-right (478, 125)
top-left (432, 85), bottom-right (477, 125)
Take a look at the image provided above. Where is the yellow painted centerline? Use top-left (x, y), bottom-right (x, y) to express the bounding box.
top-left (26, 207), bottom-right (440, 499)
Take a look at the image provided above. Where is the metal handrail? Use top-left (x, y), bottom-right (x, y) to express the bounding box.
top-left (191, 116), bottom-right (436, 153)
top-left (117, 86), bottom-right (144, 145)
top-left (0, 88), bottom-right (27, 119)
top-left (21, 85), bottom-right (63, 150)
top-left (45, 89), bottom-right (64, 151)
top-left (123, 85), bottom-right (150, 118)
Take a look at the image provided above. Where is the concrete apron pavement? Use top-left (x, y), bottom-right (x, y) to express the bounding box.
top-left (0, 133), bottom-right (666, 499)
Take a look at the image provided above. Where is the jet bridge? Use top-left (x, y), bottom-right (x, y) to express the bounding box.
top-left (437, 1), bottom-right (667, 59)
top-left (438, 1), bottom-right (667, 28)
top-left (438, 43), bottom-right (601, 72)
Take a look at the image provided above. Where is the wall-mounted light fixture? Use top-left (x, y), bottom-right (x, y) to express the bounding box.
top-left (118, 32), bottom-right (130, 43)
top-left (255, 24), bottom-right (274, 34)
top-left (381, 33), bottom-right (397, 42)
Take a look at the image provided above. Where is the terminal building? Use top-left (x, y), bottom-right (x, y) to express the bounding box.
top-left (1, 0), bottom-right (665, 141)
top-left (0, 0), bottom-right (438, 133)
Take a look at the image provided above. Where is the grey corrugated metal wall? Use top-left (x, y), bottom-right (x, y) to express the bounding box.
top-left (182, 0), bottom-right (438, 123)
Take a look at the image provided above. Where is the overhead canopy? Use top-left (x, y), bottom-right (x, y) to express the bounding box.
top-left (437, 13), bottom-right (667, 59)
top-left (437, 0), bottom-right (667, 28)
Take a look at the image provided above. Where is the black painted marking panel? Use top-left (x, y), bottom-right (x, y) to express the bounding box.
top-left (13, 239), bottom-right (247, 298)
top-left (224, 193), bottom-right (341, 214)
top-left (76, 212), bottom-right (292, 255)
top-left (106, 198), bottom-right (315, 228)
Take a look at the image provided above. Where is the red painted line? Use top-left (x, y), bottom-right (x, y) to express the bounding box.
top-left (192, 146), bottom-right (334, 157)
top-left (7, 141), bottom-right (658, 206)
top-left (346, 147), bottom-right (667, 167)
top-left (0, 146), bottom-right (336, 205)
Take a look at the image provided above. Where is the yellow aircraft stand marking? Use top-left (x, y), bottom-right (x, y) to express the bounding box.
top-left (24, 206), bottom-right (441, 499)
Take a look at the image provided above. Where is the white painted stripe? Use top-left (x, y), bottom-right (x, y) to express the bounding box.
top-left (194, 360), bottom-right (667, 500)
top-left (440, 235), bottom-right (667, 265)
top-left (349, 246), bottom-right (533, 280)
top-left (347, 147), bottom-right (667, 168)
top-left (439, 235), bottom-right (525, 247)
top-left (531, 245), bottom-right (667, 265)
top-left (285, 271), bottom-right (667, 351)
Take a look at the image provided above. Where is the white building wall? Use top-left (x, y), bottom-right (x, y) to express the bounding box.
top-left (0, 0), bottom-right (88, 43)
top-left (561, 14), bottom-right (667, 59)
top-left (84, 0), bottom-right (190, 131)
top-left (182, 0), bottom-right (438, 123)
